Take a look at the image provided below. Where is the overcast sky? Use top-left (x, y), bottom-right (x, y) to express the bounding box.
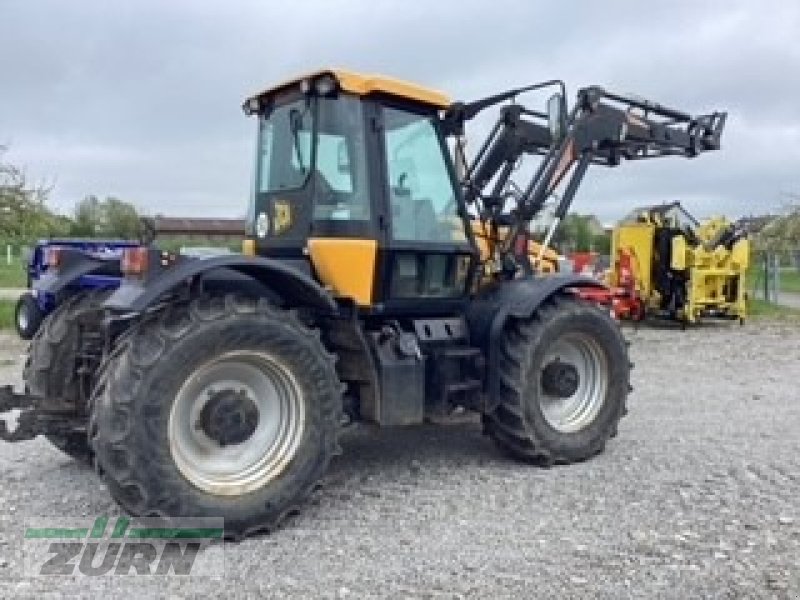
top-left (2, 0), bottom-right (798, 223)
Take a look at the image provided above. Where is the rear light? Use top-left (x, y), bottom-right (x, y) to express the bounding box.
top-left (45, 246), bottom-right (63, 269)
top-left (121, 246), bottom-right (150, 277)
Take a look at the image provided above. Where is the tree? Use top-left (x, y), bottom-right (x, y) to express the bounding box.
top-left (592, 232), bottom-right (611, 255)
top-left (551, 214), bottom-right (577, 253)
top-left (103, 197), bottom-right (141, 239)
top-left (552, 214), bottom-right (598, 253)
top-left (1, 148), bottom-right (144, 243)
top-left (70, 195), bottom-right (142, 239)
top-left (71, 195), bottom-right (100, 237)
top-left (753, 203), bottom-right (800, 255)
top-left (0, 146), bottom-right (69, 242)
top-left (574, 217), bottom-right (592, 252)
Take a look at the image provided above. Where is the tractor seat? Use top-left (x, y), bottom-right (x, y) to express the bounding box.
top-left (391, 190), bottom-right (441, 241)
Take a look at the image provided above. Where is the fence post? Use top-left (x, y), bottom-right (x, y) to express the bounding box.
top-left (774, 253), bottom-right (781, 302)
top-left (5, 244), bottom-right (10, 266)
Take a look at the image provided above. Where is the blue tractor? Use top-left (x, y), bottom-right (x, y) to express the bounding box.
top-left (14, 239), bottom-right (139, 339)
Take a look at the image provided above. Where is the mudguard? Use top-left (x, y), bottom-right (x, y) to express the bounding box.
top-left (466, 274), bottom-right (606, 411)
top-left (104, 254), bottom-right (336, 313)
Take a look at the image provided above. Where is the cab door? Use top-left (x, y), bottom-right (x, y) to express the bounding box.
top-left (304, 95), bottom-right (381, 307)
top-left (375, 104), bottom-right (475, 313)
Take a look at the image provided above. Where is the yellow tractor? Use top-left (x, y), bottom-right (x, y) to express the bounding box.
top-left (0, 70), bottom-right (725, 537)
top-left (609, 202), bottom-right (749, 324)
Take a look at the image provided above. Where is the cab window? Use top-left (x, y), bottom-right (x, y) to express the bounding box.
top-left (383, 107), bottom-right (465, 243)
top-left (254, 94), bottom-right (371, 234)
top-left (312, 96), bottom-right (370, 221)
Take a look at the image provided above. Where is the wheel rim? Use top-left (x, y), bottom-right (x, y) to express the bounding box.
top-left (17, 306), bottom-right (29, 331)
top-left (538, 332), bottom-right (608, 433)
top-left (169, 350), bottom-right (305, 496)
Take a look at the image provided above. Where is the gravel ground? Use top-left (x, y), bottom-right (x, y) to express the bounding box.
top-left (0, 320), bottom-right (798, 599)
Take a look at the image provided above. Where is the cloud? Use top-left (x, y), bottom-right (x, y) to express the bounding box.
top-left (1, 0), bottom-right (798, 221)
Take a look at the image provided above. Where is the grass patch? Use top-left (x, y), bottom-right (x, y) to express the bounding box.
top-left (780, 269), bottom-right (800, 293)
top-left (0, 261), bottom-right (26, 288)
top-left (0, 298), bottom-right (16, 330)
top-left (747, 298), bottom-right (800, 320)
top-left (748, 266), bottom-right (800, 294)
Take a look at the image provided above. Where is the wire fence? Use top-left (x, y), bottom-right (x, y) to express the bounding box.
top-left (750, 252), bottom-right (782, 303)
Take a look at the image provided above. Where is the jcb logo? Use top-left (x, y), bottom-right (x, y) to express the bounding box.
top-left (23, 517), bottom-right (224, 577)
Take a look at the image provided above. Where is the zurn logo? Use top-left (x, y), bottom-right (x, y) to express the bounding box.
top-left (23, 516), bottom-right (224, 577)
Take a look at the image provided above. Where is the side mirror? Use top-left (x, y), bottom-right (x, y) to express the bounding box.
top-left (547, 93), bottom-right (567, 144)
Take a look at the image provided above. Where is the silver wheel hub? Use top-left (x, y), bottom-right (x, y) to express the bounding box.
top-left (538, 333), bottom-right (608, 433)
top-left (169, 351), bottom-right (305, 496)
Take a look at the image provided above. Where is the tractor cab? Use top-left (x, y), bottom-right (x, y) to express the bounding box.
top-left (242, 70), bottom-right (474, 314)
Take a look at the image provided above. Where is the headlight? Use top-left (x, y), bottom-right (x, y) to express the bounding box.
top-left (314, 75), bottom-right (338, 96)
top-left (243, 97), bottom-right (261, 116)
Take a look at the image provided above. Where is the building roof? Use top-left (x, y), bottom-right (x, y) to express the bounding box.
top-left (245, 68), bottom-right (451, 110)
top-left (153, 217), bottom-right (244, 236)
top-left (736, 215), bottom-right (777, 234)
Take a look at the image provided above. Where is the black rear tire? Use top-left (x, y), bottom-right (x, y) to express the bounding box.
top-left (90, 295), bottom-right (342, 538)
top-left (24, 290), bottom-right (109, 462)
top-left (484, 294), bottom-right (630, 465)
top-left (15, 292), bottom-right (45, 340)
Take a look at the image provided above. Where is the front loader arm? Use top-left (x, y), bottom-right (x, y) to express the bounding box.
top-left (516, 86), bottom-right (727, 224)
top-left (448, 83), bottom-right (726, 270)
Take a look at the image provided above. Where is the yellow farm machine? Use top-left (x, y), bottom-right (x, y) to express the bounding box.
top-left (607, 202), bottom-right (749, 324)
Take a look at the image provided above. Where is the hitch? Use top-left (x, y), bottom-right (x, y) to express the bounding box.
top-left (0, 386), bottom-right (83, 442)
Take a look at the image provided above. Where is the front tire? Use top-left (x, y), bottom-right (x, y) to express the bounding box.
top-left (90, 295), bottom-right (342, 538)
top-left (15, 292), bottom-right (45, 340)
top-left (484, 294), bottom-right (630, 464)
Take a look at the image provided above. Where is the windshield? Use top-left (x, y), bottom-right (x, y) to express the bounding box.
top-left (257, 98), bottom-right (313, 193)
top-left (254, 95), bottom-right (371, 230)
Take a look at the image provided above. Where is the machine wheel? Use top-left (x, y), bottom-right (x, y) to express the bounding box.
top-left (15, 292), bottom-right (45, 340)
top-left (24, 290), bottom-right (108, 462)
top-left (485, 294), bottom-right (630, 465)
top-left (90, 295), bottom-right (342, 538)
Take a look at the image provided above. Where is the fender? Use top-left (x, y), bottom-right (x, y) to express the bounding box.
top-left (466, 274), bottom-right (606, 411)
top-left (104, 254), bottom-right (336, 313)
top-left (33, 248), bottom-right (121, 296)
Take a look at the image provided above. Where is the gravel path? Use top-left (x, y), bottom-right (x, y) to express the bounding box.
top-left (0, 321), bottom-right (798, 599)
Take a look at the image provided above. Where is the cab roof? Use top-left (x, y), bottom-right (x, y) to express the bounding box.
top-left (245, 69), bottom-right (451, 110)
